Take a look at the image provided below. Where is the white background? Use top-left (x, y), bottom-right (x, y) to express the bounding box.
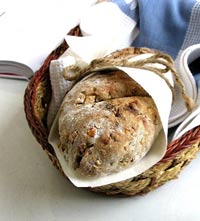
top-left (0, 0), bottom-right (200, 220)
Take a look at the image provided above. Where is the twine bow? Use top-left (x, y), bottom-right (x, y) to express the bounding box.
top-left (62, 47), bottom-right (195, 112)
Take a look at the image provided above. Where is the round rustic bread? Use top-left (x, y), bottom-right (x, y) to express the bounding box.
top-left (58, 70), bottom-right (162, 177)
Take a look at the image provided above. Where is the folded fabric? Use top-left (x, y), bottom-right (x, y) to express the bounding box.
top-left (112, 0), bottom-right (200, 127)
top-left (48, 53), bottom-right (76, 127)
top-left (113, 0), bottom-right (200, 59)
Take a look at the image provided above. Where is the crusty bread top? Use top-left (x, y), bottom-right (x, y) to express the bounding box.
top-left (59, 70), bottom-right (161, 177)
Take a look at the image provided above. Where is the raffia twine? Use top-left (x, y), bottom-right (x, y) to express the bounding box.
top-left (62, 47), bottom-right (195, 112)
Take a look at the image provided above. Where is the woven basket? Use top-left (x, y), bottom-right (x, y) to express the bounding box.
top-left (24, 26), bottom-right (200, 196)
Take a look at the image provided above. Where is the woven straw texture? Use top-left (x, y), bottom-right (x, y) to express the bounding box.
top-left (24, 26), bottom-right (200, 196)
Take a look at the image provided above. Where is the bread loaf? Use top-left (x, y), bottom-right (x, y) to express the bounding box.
top-left (58, 70), bottom-right (162, 177)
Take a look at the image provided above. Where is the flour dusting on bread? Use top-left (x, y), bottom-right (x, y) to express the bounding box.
top-left (58, 70), bottom-right (161, 177)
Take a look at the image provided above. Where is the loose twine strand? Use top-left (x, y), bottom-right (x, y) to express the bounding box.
top-left (62, 47), bottom-right (195, 112)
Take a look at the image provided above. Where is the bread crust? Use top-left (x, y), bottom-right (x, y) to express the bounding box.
top-left (59, 70), bottom-right (161, 177)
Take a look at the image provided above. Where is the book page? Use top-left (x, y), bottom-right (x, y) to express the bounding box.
top-left (0, 0), bottom-right (96, 73)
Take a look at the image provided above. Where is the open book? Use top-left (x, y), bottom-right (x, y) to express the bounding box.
top-left (0, 0), bottom-right (96, 80)
top-left (0, 60), bottom-right (33, 80)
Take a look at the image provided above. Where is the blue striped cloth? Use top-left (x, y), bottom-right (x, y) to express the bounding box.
top-left (112, 0), bottom-right (200, 62)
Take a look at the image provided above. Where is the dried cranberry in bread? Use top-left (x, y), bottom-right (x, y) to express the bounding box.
top-left (58, 70), bottom-right (162, 177)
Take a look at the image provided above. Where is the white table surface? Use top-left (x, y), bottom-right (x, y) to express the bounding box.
top-left (0, 78), bottom-right (200, 221)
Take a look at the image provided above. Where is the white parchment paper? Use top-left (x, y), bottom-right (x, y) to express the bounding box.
top-left (48, 63), bottom-right (173, 187)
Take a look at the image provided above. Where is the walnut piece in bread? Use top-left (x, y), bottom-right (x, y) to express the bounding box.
top-left (59, 70), bottom-right (162, 177)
